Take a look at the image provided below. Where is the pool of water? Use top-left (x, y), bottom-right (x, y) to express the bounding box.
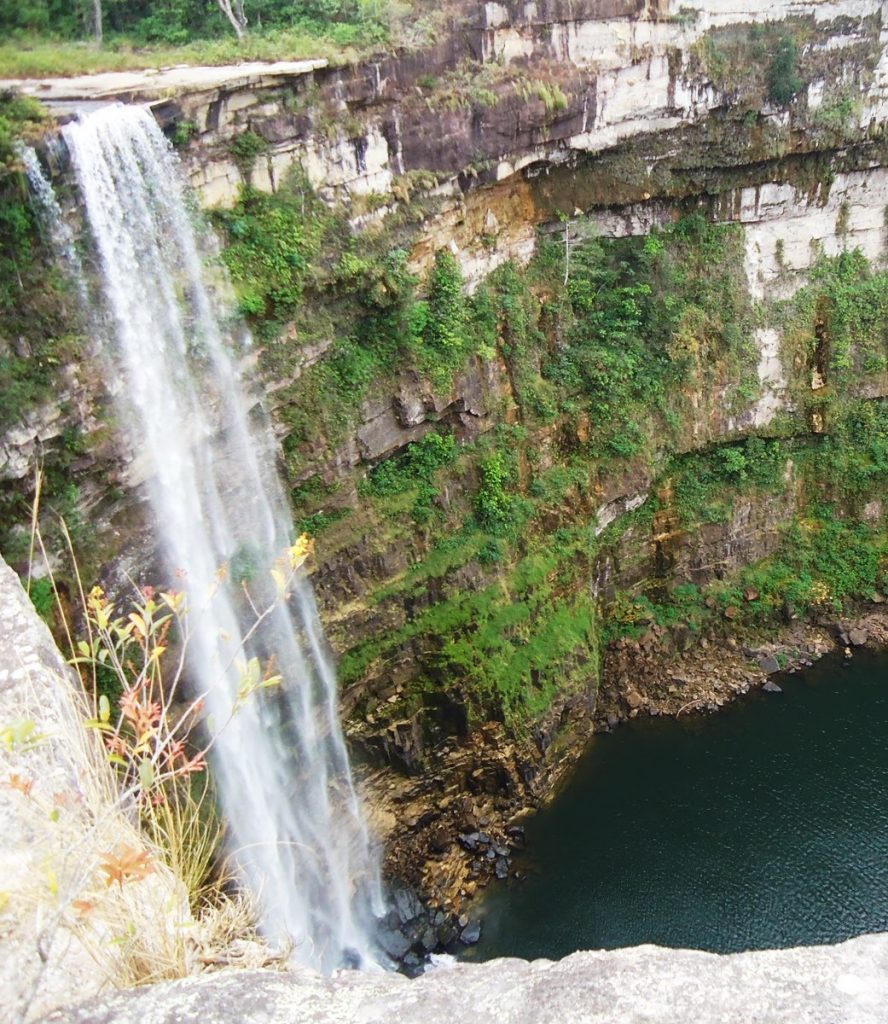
top-left (473, 649), bottom-right (888, 960)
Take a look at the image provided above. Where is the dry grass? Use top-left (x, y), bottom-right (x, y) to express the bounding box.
top-left (2, 486), bottom-right (287, 1020)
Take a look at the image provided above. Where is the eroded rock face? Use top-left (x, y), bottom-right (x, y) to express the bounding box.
top-left (42, 932), bottom-right (888, 1024)
top-left (0, 559), bottom-right (183, 1023)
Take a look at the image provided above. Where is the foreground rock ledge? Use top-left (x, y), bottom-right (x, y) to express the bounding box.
top-left (44, 934), bottom-right (888, 1024)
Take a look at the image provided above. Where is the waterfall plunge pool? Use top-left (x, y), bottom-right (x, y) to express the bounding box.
top-left (470, 649), bottom-right (888, 961)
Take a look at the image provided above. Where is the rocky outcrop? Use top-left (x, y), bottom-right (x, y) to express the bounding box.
top-left (0, 559), bottom-right (183, 1023)
top-left (0, 559), bottom-right (99, 1021)
top-left (597, 607), bottom-right (888, 725)
top-left (43, 932), bottom-right (888, 1024)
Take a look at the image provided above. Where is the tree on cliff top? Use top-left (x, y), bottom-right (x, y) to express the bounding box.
top-left (217, 0), bottom-right (247, 40)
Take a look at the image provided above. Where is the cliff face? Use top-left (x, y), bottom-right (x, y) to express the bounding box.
top-left (4, 1), bottom-right (888, 884)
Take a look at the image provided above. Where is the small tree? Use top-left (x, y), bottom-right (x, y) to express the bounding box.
top-left (217, 0), bottom-right (248, 41)
top-left (92, 0), bottom-right (102, 45)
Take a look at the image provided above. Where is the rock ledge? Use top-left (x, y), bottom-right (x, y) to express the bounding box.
top-left (44, 933), bottom-right (888, 1024)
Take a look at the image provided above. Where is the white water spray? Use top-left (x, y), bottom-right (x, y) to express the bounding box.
top-left (51, 104), bottom-right (383, 971)
top-left (21, 145), bottom-right (87, 303)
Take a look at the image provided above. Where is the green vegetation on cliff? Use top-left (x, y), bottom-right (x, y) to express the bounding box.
top-left (5, 124), bottom-right (888, 756)
top-left (0, 98), bottom-right (86, 528)
top-left (0, 101), bottom-right (93, 565)
top-left (198, 165), bottom-right (888, 742)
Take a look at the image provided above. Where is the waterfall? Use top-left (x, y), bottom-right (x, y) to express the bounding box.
top-left (20, 145), bottom-right (87, 304)
top-left (44, 103), bottom-right (383, 971)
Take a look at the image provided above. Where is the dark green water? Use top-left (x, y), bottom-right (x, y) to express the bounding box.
top-left (474, 650), bottom-right (888, 960)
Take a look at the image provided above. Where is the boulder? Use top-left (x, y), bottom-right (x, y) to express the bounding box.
top-left (377, 926), bottom-right (412, 959)
top-left (428, 826), bottom-right (451, 853)
top-left (392, 886), bottom-right (423, 925)
top-left (382, 716), bottom-right (425, 773)
top-left (624, 689), bottom-right (645, 710)
top-left (458, 832), bottom-right (481, 852)
top-left (673, 625), bottom-right (694, 652)
top-left (459, 919), bottom-right (482, 945)
top-left (506, 825), bottom-right (525, 847)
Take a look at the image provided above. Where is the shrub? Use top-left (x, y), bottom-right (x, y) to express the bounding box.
top-left (424, 249), bottom-right (467, 354)
top-left (363, 430), bottom-right (458, 521)
top-left (769, 36), bottom-right (802, 105)
top-left (476, 451), bottom-right (518, 535)
top-left (26, 575), bottom-right (53, 619)
top-left (215, 177), bottom-right (323, 329)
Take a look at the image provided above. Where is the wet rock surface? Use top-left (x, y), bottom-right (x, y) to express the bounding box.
top-left (373, 881), bottom-right (483, 972)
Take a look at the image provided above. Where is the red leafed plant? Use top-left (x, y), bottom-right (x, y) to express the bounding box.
top-left (67, 536), bottom-right (313, 910)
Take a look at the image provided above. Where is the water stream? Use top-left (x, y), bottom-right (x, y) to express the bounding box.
top-left (474, 650), bottom-right (888, 960)
top-left (29, 104), bottom-right (383, 971)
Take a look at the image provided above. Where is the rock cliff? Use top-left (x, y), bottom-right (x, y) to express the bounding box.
top-left (0, 559), bottom-right (186, 1023)
top-left (4, 0), bottom-right (888, 914)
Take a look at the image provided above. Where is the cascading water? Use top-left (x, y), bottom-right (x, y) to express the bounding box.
top-left (21, 145), bottom-right (86, 301)
top-left (38, 103), bottom-right (383, 971)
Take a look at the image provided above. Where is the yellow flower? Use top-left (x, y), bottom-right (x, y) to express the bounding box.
top-left (288, 534), bottom-right (313, 569)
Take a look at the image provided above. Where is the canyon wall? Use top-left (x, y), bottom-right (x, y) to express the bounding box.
top-left (4, 0), bottom-right (888, 900)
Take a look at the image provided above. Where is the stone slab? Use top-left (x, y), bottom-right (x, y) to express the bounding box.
top-left (42, 933), bottom-right (888, 1024)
